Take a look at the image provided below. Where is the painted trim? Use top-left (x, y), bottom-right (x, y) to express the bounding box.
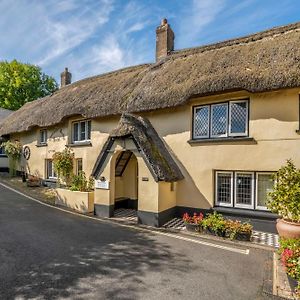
top-left (234, 171), bottom-right (255, 209)
top-left (215, 171), bottom-right (234, 207)
top-left (138, 206), bottom-right (177, 227)
top-left (255, 172), bottom-right (274, 211)
top-left (228, 99), bottom-right (249, 137)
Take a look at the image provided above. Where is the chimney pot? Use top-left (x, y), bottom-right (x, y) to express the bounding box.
top-left (156, 18), bottom-right (174, 62)
top-left (60, 67), bottom-right (72, 88)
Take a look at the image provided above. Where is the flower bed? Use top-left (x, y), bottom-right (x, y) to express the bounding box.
top-left (278, 238), bottom-right (300, 296)
top-left (183, 211), bottom-right (253, 241)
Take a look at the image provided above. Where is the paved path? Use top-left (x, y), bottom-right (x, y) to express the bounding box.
top-left (0, 184), bottom-right (274, 300)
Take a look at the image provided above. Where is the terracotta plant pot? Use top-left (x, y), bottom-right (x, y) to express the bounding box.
top-left (276, 218), bottom-right (300, 239)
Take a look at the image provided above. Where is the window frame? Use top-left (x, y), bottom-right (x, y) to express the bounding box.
top-left (192, 98), bottom-right (249, 140)
top-left (234, 171), bottom-right (255, 209)
top-left (210, 102), bottom-right (228, 138)
top-left (39, 129), bottom-right (47, 145)
top-left (193, 105), bottom-right (210, 139)
top-left (46, 159), bottom-right (57, 180)
top-left (215, 170), bottom-right (274, 211)
top-left (75, 158), bottom-right (83, 176)
top-left (72, 120), bottom-right (91, 143)
top-left (255, 172), bottom-right (274, 211)
top-left (215, 171), bottom-right (234, 207)
top-left (228, 100), bottom-right (249, 137)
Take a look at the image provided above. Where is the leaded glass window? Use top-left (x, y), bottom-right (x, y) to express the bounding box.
top-left (193, 106), bottom-right (209, 138)
top-left (229, 101), bottom-right (248, 136)
top-left (211, 103), bottom-right (228, 137)
top-left (235, 173), bottom-right (254, 208)
top-left (193, 99), bottom-right (249, 139)
top-left (216, 172), bottom-right (233, 206)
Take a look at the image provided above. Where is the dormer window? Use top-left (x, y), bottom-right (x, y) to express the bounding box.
top-left (193, 99), bottom-right (249, 139)
top-left (39, 129), bottom-right (47, 145)
top-left (72, 120), bottom-right (91, 143)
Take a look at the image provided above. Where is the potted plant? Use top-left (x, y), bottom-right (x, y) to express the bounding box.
top-left (268, 160), bottom-right (300, 239)
top-left (224, 220), bottom-right (253, 241)
top-left (182, 212), bottom-right (204, 232)
top-left (278, 238), bottom-right (300, 296)
top-left (202, 212), bottom-right (226, 237)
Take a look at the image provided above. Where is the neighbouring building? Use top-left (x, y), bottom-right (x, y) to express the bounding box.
top-left (1, 19), bottom-right (300, 232)
top-left (0, 108), bottom-right (13, 172)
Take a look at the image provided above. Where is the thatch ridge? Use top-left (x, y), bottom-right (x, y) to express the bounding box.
top-left (92, 113), bottom-right (183, 182)
top-left (1, 21), bottom-right (300, 135)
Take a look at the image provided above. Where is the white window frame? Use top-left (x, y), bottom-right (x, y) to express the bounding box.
top-left (229, 100), bottom-right (248, 137)
top-left (46, 160), bottom-right (57, 180)
top-left (210, 103), bottom-right (228, 138)
top-left (234, 172), bottom-right (255, 209)
top-left (72, 120), bottom-right (91, 143)
top-left (256, 172), bottom-right (273, 211)
top-left (40, 129), bottom-right (47, 144)
top-left (193, 105), bottom-right (210, 139)
top-left (215, 171), bottom-right (234, 207)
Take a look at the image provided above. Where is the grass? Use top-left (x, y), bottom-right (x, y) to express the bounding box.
top-left (0, 175), bottom-right (56, 205)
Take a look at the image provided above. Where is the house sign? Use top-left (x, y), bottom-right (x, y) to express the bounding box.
top-left (95, 180), bottom-right (109, 190)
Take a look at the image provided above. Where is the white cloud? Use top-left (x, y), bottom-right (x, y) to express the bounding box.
top-left (177, 0), bottom-right (226, 47)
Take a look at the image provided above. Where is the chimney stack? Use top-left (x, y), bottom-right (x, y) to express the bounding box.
top-left (156, 18), bottom-right (175, 62)
top-left (60, 67), bottom-right (72, 87)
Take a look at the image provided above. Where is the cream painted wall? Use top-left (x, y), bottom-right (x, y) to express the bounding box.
top-left (115, 155), bottom-right (138, 200)
top-left (11, 88), bottom-right (300, 212)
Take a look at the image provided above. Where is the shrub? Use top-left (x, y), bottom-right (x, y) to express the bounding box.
top-left (52, 148), bottom-right (74, 186)
top-left (1, 140), bottom-right (22, 176)
top-left (70, 171), bottom-right (94, 192)
top-left (224, 220), bottom-right (253, 240)
top-left (201, 212), bottom-right (226, 235)
top-left (268, 160), bottom-right (300, 222)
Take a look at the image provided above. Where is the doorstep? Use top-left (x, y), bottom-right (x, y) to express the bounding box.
top-left (273, 253), bottom-right (299, 299)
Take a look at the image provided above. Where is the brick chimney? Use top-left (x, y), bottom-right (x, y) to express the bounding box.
top-left (156, 18), bottom-right (175, 62)
top-left (60, 67), bottom-right (72, 87)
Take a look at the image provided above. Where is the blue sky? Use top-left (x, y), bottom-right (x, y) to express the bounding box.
top-left (0, 0), bottom-right (299, 83)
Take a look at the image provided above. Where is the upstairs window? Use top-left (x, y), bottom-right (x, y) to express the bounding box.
top-left (193, 99), bottom-right (248, 139)
top-left (72, 120), bottom-right (91, 143)
top-left (39, 129), bottom-right (47, 144)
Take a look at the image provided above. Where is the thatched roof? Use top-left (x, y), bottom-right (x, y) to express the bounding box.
top-left (2, 21), bottom-right (300, 135)
top-left (92, 113), bottom-right (183, 182)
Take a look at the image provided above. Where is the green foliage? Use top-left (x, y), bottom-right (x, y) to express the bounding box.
top-left (70, 171), bottom-right (94, 192)
top-left (52, 148), bottom-right (74, 186)
top-left (0, 59), bottom-right (58, 110)
top-left (268, 160), bottom-right (300, 222)
top-left (224, 220), bottom-right (253, 240)
top-left (201, 212), bottom-right (226, 234)
top-left (1, 140), bottom-right (22, 176)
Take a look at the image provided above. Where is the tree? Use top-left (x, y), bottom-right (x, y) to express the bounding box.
top-left (0, 60), bottom-right (58, 110)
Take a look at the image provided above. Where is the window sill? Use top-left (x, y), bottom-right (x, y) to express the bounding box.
top-left (67, 141), bottom-right (92, 147)
top-left (188, 137), bottom-right (256, 145)
top-left (0, 154), bottom-right (7, 157)
top-left (36, 143), bottom-right (48, 147)
top-left (213, 206), bottom-right (279, 220)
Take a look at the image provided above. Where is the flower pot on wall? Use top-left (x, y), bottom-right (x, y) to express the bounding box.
top-left (276, 219), bottom-right (300, 239)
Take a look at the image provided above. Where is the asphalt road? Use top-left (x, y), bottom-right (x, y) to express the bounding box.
top-left (0, 183), bottom-right (274, 300)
